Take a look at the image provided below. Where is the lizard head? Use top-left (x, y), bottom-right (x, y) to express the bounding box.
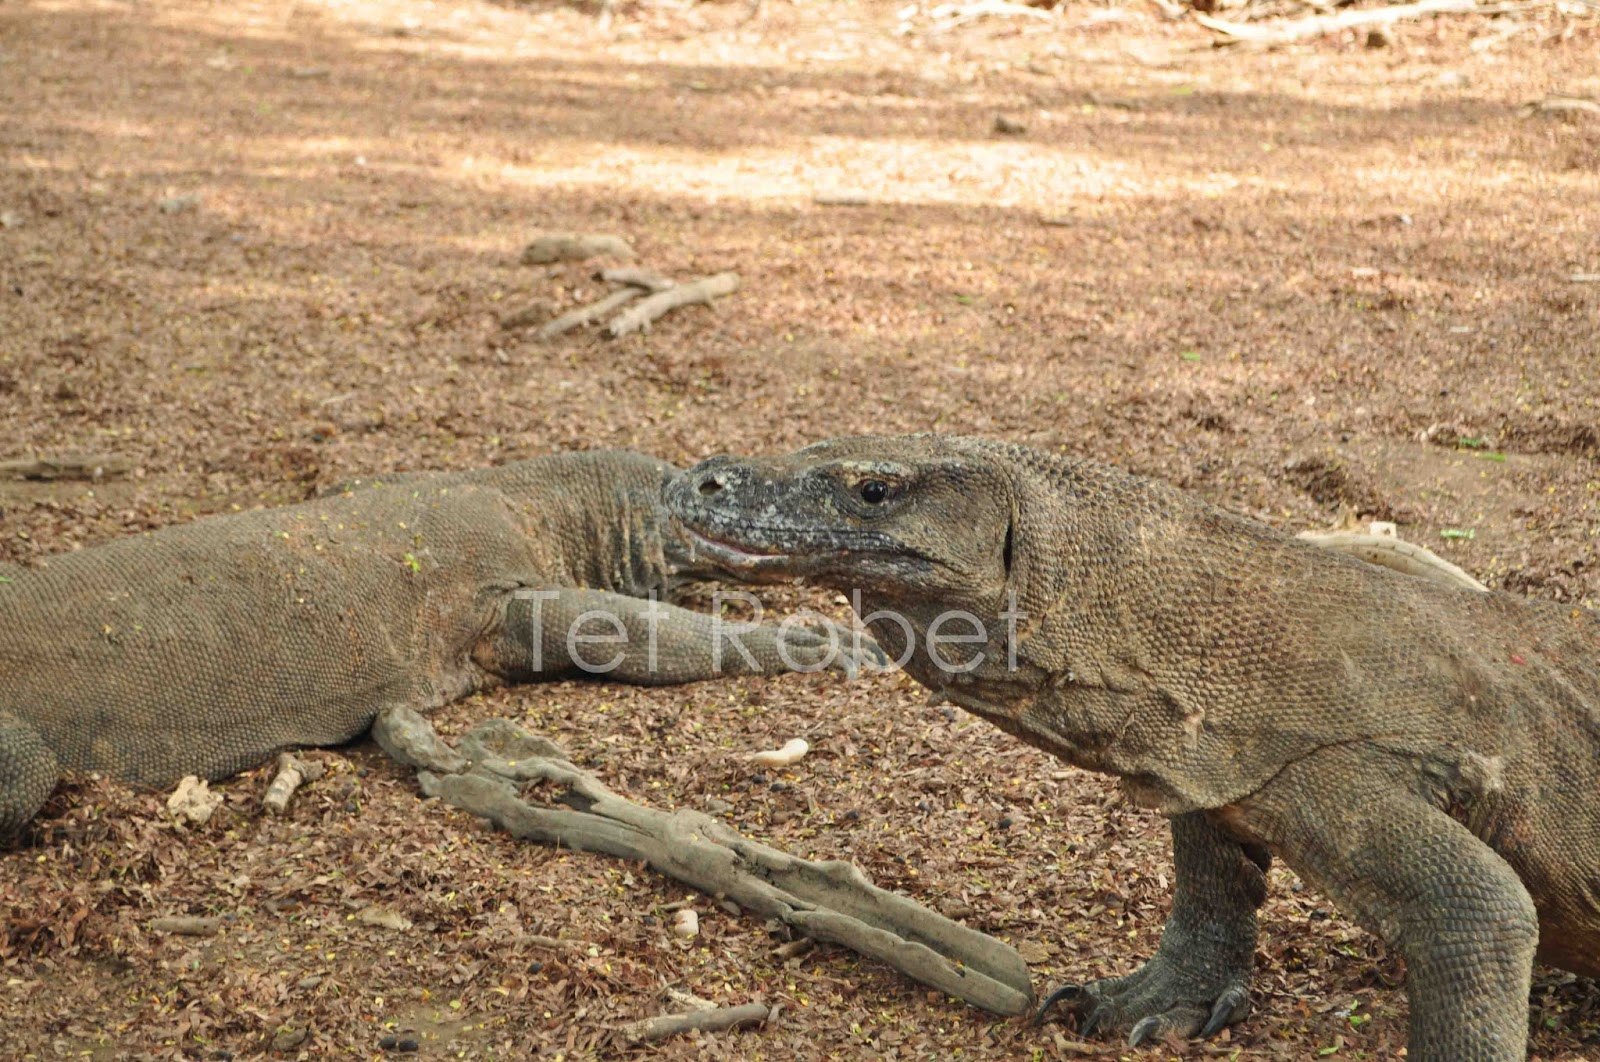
top-left (664, 434), bottom-right (1019, 617)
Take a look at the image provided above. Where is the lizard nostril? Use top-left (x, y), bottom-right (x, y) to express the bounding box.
top-left (697, 474), bottom-right (725, 497)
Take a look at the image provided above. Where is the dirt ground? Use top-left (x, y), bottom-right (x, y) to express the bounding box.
top-left (2, 0), bottom-right (1598, 1057)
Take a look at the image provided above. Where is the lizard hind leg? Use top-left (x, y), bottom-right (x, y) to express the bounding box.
top-left (0, 710), bottom-right (59, 839)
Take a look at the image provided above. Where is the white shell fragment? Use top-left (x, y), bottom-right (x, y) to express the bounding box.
top-left (748, 738), bottom-right (809, 768)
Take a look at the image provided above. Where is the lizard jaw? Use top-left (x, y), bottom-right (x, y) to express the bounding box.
top-left (676, 526), bottom-right (815, 579)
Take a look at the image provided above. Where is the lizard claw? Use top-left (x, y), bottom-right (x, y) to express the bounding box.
top-left (1034, 983), bottom-right (1083, 1025)
top-left (1128, 1015), bottom-right (1162, 1048)
top-left (1200, 986), bottom-right (1250, 1038)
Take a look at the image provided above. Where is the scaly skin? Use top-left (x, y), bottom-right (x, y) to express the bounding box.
top-left (1, 451), bottom-right (882, 836)
top-left (664, 433), bottom-right (1600, 1061)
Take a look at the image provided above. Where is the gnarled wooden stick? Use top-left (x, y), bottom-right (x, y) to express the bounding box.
top-left (605, 272), bottom-right (740, 338)
top-left (413, 719), bottom-right (1033, 1016)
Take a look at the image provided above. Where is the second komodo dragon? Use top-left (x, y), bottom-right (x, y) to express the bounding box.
top-left (667, 433), bottom-right (1599, 1062)
top-left (0, 451), bottom-right (882, 836)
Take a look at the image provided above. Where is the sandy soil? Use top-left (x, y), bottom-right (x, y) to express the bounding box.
top-left (1, 0), bottom-right (1597, 1056)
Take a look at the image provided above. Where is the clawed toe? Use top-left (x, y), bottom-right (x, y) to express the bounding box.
top-left (1033, 983), bottom-right (1084, 1026)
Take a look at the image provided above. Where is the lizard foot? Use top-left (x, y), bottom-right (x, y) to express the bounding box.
top-left (776, 620), bottom-right (888, 678)
top-left (1036, 954), bottom-right (1250, 1047)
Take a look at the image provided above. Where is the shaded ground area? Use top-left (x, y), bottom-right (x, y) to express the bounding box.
top-left (1, 0), bottom-right (1598, 1056)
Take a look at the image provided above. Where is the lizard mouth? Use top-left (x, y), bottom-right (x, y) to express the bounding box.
top-left (675, 526), bottom-right (821, 577)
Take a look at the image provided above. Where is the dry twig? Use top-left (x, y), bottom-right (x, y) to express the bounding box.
top-left (408, 719), bottom-right (1034, 1015)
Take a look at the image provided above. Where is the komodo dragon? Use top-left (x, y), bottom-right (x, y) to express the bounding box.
top-left (0, 451), bottom-right (882, 836)
top-left (665, 434), bottom-right (1600, 1061)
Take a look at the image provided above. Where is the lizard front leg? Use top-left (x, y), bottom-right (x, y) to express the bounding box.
top-left (476, 587), bottom-right (883, 686)
top-left (0, 709), bottom-right (59, 838)
top-left (1236, 749), bottom-right (1537, 1062)
top-left (1038, 811), bottom-right (1264, 1045)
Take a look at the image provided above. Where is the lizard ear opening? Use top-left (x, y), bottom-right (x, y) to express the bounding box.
top-left (1002, 518), bottom-right (1015, 578)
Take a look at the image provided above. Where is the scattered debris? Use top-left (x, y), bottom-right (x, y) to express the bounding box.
top-left (413, 719), bottom-right (1034, 1015)
top-left (619, 1002), bottom-right (770, 1044)
top-left (0, 453), bottom-right (133, 481)
top-left (748, 738), bottom-right (810, 768)
top-left (166, 775), bottom-right (223, 826)
top-left (262, 751), bottom-right (326, 815)
top-left (147, 915), bottom-right (223, 937)
top-left (288, 65), bottom-right (331, 79)
top-left (158, 193), bottom-right (201, 214)
top-left (0, 210), bottom-right (21, 229)
top-left (993, 114), bottom-right (1028, 135)
top-left (520, 232), bottom-right (634, 265)
top-left (1571, 273), bottom-right (1600, 282)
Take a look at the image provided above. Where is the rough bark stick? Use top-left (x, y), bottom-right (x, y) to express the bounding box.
top-left (262, 752), bottom-right (326, 815)
top-left (620, 1003), bottom-right (770, 1043)
top-left (605, 272), bottom-right (740, 338)
top-left (1196, 0), bottom-right (1491, 44)
top-left (416, 720), bottom-right (1034, 1015)
top-left (536, 288), bottom-right (643, 339)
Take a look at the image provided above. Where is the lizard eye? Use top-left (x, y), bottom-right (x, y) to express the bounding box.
top-left (858, 479), bottom-right (889, 505)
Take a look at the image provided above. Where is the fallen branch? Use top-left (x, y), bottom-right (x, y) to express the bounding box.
top-left (262, 752), bottom-right (326, 815)
top-left (412, 720), bottom-right (1033, 1015)
top-left (606, 272), bottom-right (740, 338)
top-left (620, 1003), bottom-right (770, 1044)
top-left (1195, 0), bottom-right (1514, 45)
top-left (534, 288), bottom-right (643, 340)
top-left (0, 453), bottom-right (133, 481)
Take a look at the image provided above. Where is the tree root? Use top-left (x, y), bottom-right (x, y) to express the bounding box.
top-left (411, 718), bottom-right (1034, 1016)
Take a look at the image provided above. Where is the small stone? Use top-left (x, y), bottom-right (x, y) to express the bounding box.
top-left (159, 194), bottom-right (201, 214)
top-left (1365, 26), bottom-right (1394, 48)
top-left (271, 1027), bottom-right (307, 1052)
top-left (397, 1038), bottom-right (419, 1053)
top-left (993, 114), bottom-right (1027, 135)
top-left (0, 211), bottom-right (21, 229)
top-left (378, 1035), bottom-right (399, 1049)
top-left (672, 908), bottom-right (700, 938)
